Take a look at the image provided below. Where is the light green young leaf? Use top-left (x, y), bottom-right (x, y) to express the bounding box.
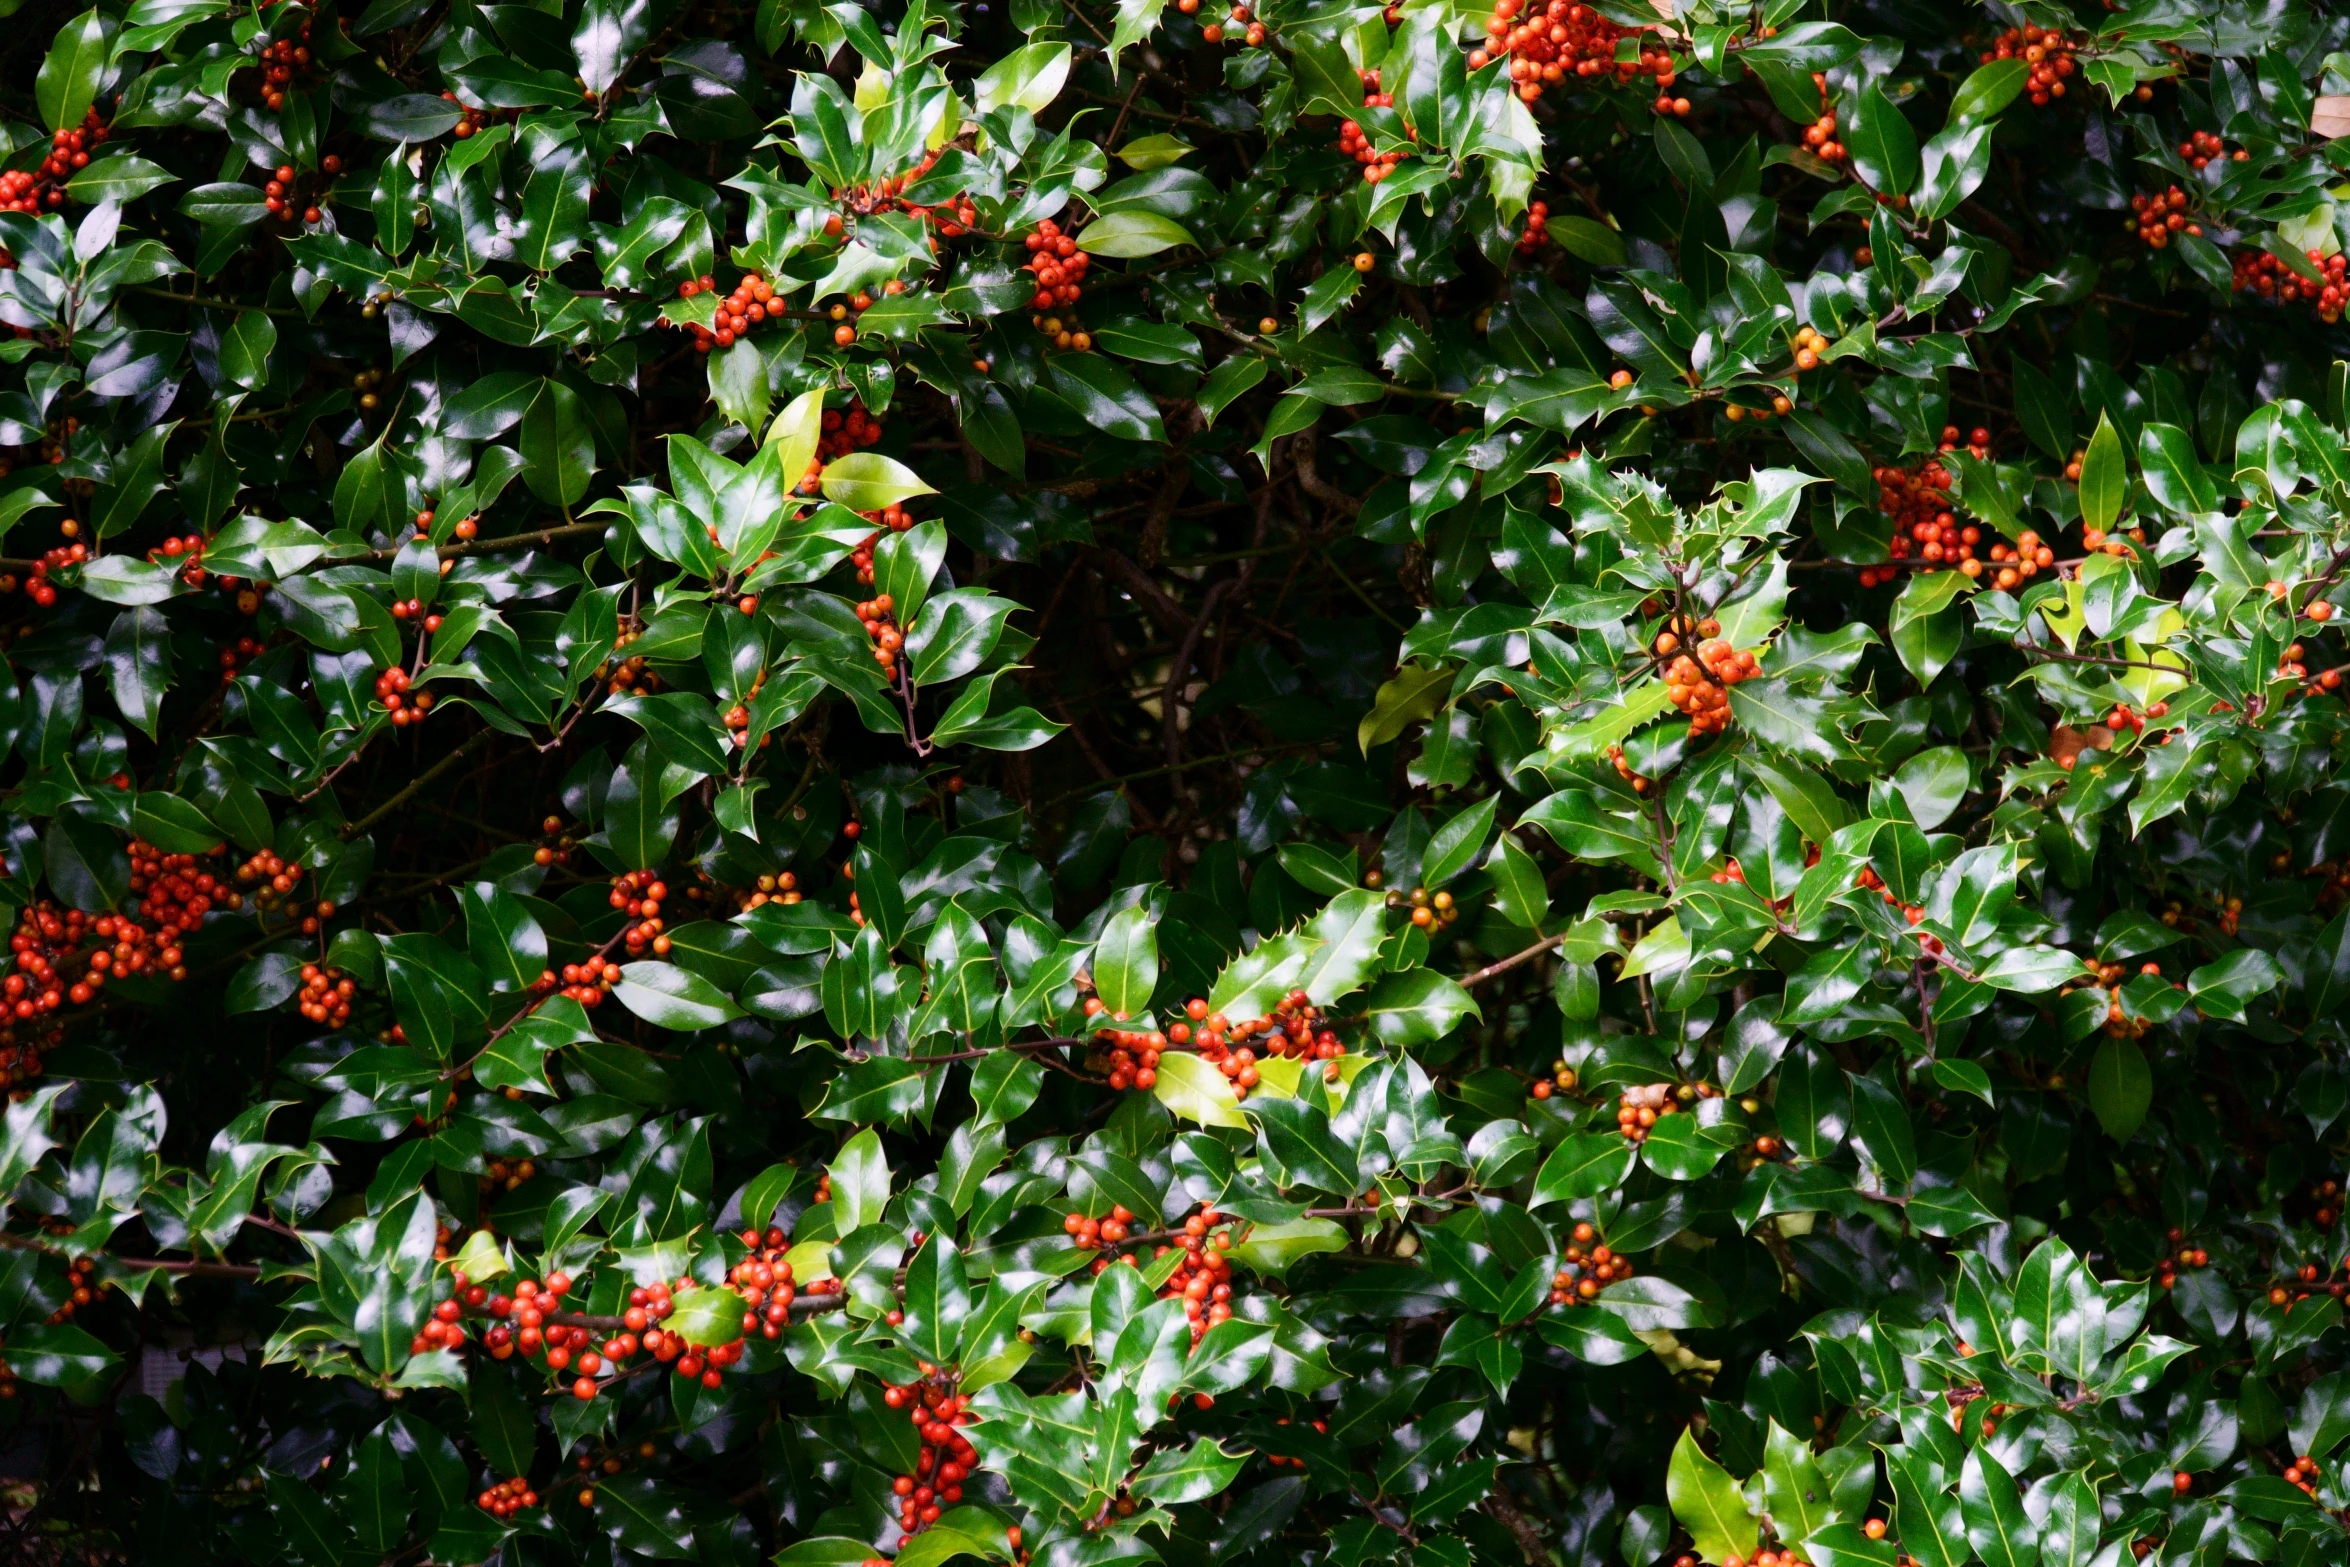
top-left (1665, 1427), bottom-right (1760, 1564)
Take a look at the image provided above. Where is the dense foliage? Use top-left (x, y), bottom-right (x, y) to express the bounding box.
top-left (1, 0), bottom-right (2349, 1563)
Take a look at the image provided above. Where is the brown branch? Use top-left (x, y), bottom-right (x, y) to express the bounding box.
top-left (1162, 578), bottom-right (1236, 768)
top-left (357, 519), bottom-right (608, 565)
top-left (1482, 1486), bottom-right (1552, 1567)
top-left (1460, 931), bottom-right (1571, 987)
top-left (1291, 429), bottom-right (1362, 517)
top-left (1136, 459), bottom-right (1192, 570)
top-left (1030, 740), bottom-right (1324, 809)
top-left (1083, 544), bottom-right (1195, 637)
top-left (340, 727), bottom-right (495, 839)
top-left (0, 1232), bottom-right (261, 1279)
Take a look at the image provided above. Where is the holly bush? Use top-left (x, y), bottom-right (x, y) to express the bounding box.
top-left (7, 0), bottom-right (2350, 1562)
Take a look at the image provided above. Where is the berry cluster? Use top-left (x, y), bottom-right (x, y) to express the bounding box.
top-left (0, 112), bottom-right (111, 215)
top-left (1979, 24), bottom-right (2078, 104)
top-left (855, 595), bottom-right (904, 680)
top-left (410, 506), bottom-right (477, 542)
top-left (1526, 1057), bottom-right (1577, 1100)
top-left (571, 1441), bottom-right (668, 1508)
top-left (2306, 858), bottom-right (2350, 916)
top-left (2207, 889), bottom-right (2244, 936)
top-left (388, 597), bottom-right (445, 627)
top-left (829, 150), bottom-right (978, 232)
top-left (1657, 622), bottom-right (1759, 737)
top-left (2284, 1250), bottom-right (2347, 1293)
top-left (726, 1226), bottom-right (800, 1341)
top-left (1222, 989), bottom-right (1346, 1074)
top-left (1065, 1204), bottom-right (1242, 1342)
top-left (251, 21), bottom-right (317, 111)
top-left (418, 1276), bottom-right (499, 1357)
top-left (2153, 1227), bottom-right (2210, 1291)
top-left (146, 536), bottom-right (209, 592)
top-left (649, 1294), bottom-right (749, 1386)
top-left (720, 680), bottom-right (774, 749)
top-left (1385, 884), bottom-right (1462, 932)
top-left (425, 1268), bottom-right (747, 1398)
top-left (262, 159), bottom-right (341, 226)
top-left (528, 815), bottom-right (580, 872)
top-left (555, 959), bottom-right (623, 1008)
top-left (1548, 1222), bottom-right (1633, 1306)
top-left (1615, 1083), bottom-right (1674, 1143)
top-left (825, 281), bottom-right (910, 347)
top-left (1197, 1), bottom-right (1268, 47)
top-left (8, 902), bottom-right (183, 1017)
top-left (1720, 394), bottom-right (1793, 425)
top-left (2047, 720), bottom-right (2114, 776)
top-left (2178, 130), bottom-right (2246, 170)
top-left (880, 1371), bottom-right (986, 1536)
top-left (1028, 311), bottom-right (1094, 354)
top-left (44, 1255), bottom-right (99, 1324)
top-left (296, 963), bottom-right (355, 1027)
top-left (739, 871), bottom-right (803, 910)
top-left (374, 664), bottom-right (435, 727)
top-left (8, 415), bottom-right (83, 476)
top-left (676, 271), bottom-right (785, 353)
top-left (1083, 1017), bottom-right (1166, 1090)
top-left (603, 650), bottom-right (660, 695)
top-left (818, 402), bottom-right (884, 462)
top-left (441, 92), bottom-right (519, 139)
top-left (1794, 73), bottom-right (1846, 163)
top-left (1789, 323), bottom-right (1833, 372)
top-left (202, 569), bottom-right (269, 617)
top-left (1720, 1551), bottom-right (1813, 1567)
top-left (1265, 1416), bottom-right (1328, 1468)
top-left (0, 544), bottom-right (83, 606)
top-left (2126, 186), bottom-right (2200, 249)
top-left (1980, 527), bottom-right (2054, 593)
top-left (1515, 201), bottom-right (1550, 255)
top-left (2231, 249), bottom-right (2350, 324)
top-left (2281, 637), bottom-right (2346, 700)
top-left (1468, 0), bottom-right (1675, 107)
top-left (1334, 73), bottom-right (1404, 184)
top-left (1850, 867), bottom-right (1939, 956)
top-left (1022, 220), bottom-right (1092, 314)
top-left (2071, 955), bottom-right (2169, 1038)
top-left (1084, 992), bottom-right (1278, 1101)
top-left (476, 1478), bottom-right (539, 1519)
top-left (611, 870), bottom-right (671, 958)
top-left (129, 840), bottom-right (229, 939)
top-left (2103, 701), bottom-right (2157, 743)
top-left (841, 166), bottom-right (981, 239)
top-left (1865, 440), bottom-right (1978, 581)
top-left (479, 1157), bottom-right (537, 1193)
top-left (0, 1016), bottom-right (53, 1090)
top-left (2281, 1455), bottom-right (2325, 1497)
top-left (210, 634), bottom-right (265, 684)
top-left (785, 402), bottom-right (887, 496)
top-left (1605, 744), bottom-right (1653, 795)
top-left (1152, 1211), bottom-right (1240, 1342)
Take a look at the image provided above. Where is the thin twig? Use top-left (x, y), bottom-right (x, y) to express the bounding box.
top-left (0, 1232), bottom-right (261, 1279)
top-left (131, 286), bottom-right (306, 318)
top-left (340, 728), bottom-right (494, 839)
top-left (1460, 931), bottom-right (1571, 987)
top-left (356, 520), bottom-right (608, 565)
